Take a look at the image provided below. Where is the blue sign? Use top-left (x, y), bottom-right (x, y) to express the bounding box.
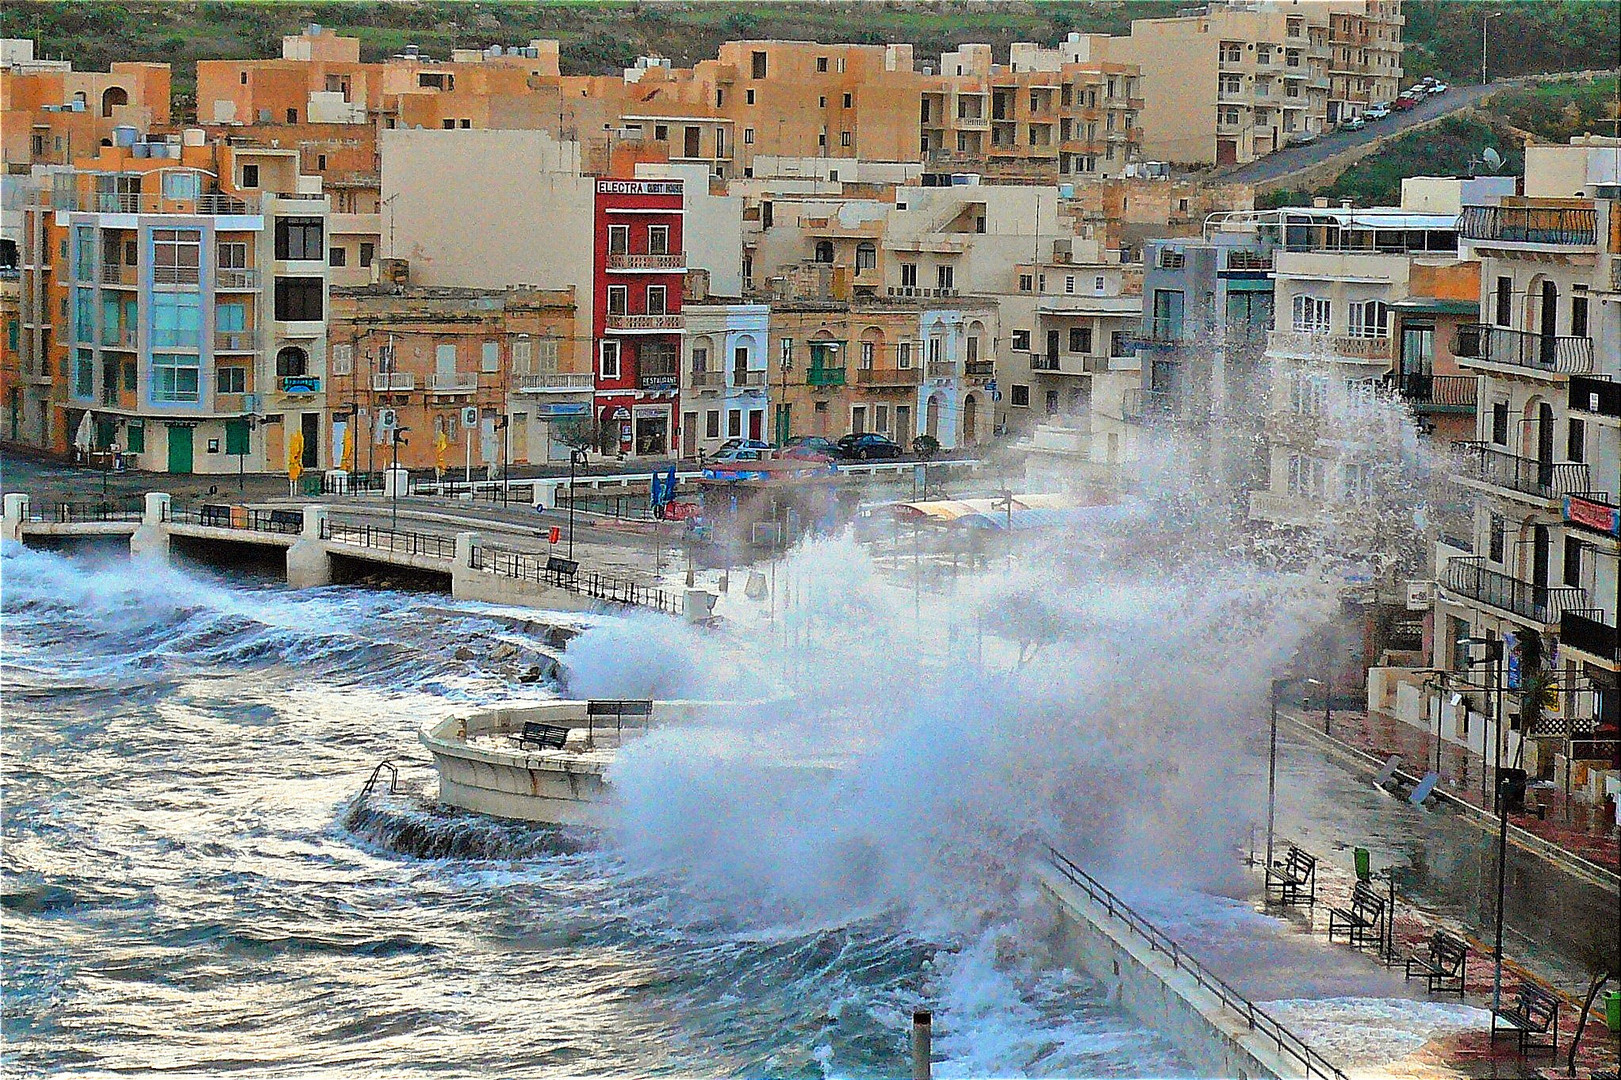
top-left (280, 375), bottom-right (321, 395)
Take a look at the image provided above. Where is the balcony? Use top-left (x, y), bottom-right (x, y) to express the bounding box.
top-left (428, 372), bottom-right (478, 394)
top-left (955, 114), bottom-right (990, 131)
top-left (214, 330), bottom-right (256, 352)
top-left (732, 369), bottom-right (767, 388)
top-left (372, 372), bottom-right (415, 392)
top-left (517, 372), bottom-right (593, 393)
top-left (217, 268), bottom-right (259, 290)
top-left (1561, 610), bottom-right (1619, 664)
top-left (1564, 492), bottom-right (1621, 541)
top-left (1267, 329), bottom-right (1395, 363)
top-left (1136, 317), bottom-right (1186, 347)
top-left (637, 367), bottom-right (679, 391)
top-left (606, 251), bottom-right (686, 272)
top-left (51, 190), bottom-right (260, 215)
top-left (807, 366), bottom-right (846, 388)
top-left (1457, 204), bottom-right (1597, 247)
top-left (1454, 442), bottom-right (1589, 504)
top-left (102, 326), bottom-right (137, 350)
top-left (1442, 557), bottom-right (1584, 627)
top-left (100, 263), bottom-right (136, 287)
top-left (854, 366), bottom-right (921, 389)
top-left (279, 374), bottom-right (321, 395)
top-left (964, 359), bottom-right (995, 379)
top-left (1569, 374), bottom-right (1621, 421)
top-left (1394, 373), bottom-right (1476, 413)
top-left (925, 361), bottom-right (958, 381)
top-left (604, 312), bottom-right (683, 333)
top-left (690, 370), bottom-right (724, 391)
top-left (1453, 324), bottom-right (1593, 377)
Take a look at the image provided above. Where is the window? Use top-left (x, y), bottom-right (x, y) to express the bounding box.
top-left (535, 339), bottom-right (558, 373)
top-left (647, 225), bottom-right (669, 255)
top-left (1571, 294), bottom-right (1588, 338)
top-left (1490, 400), bottom-right (1509, 445)
top-left (359, 242), bottom-right (374, 267)
top-left (241, 164), bottom-right (259, 187)
top-left (600, 340), bottom-right (621, 379)
top-left (1567, 417), bottom-right (1585, 462)
top-left (816, 56), bottom-right (829, 73)
top-left (218, 366), bottom-right (246, 394)
top-left (901, 263), bottom-right (918, 287)
top-left (74, 227), bottom-right (96, 279)
top-left (937, 264), bottom-right (954, 290)
top-left (1291, 294), bottom-right (1330, 333)
top-left (780, 337), bottom-right (793, 366)
top-left (1341, 462), bottom-right (1375, 501)
top-left (274, 217), bottom-right (323, 261)
top-left (927, 337), bottom-right (942, 365)
top-left (728, 410), bottom-right (742, 437)
top-left (1010, 384), bottom-right (1030, 407)
top-left (74, 288), bottom-right (94, 342)
top-left (273, 277), bottom-right (323, 321)
top-left (746, 88), bottom-right (756, 105)
top-left (860, 341), bottom-right (876, 368)
top-left (1495, 276), bottom-right (1512, 326)
top-left (855, 242), bottom-right (876, 272)
top-left (1069, 327), bottom-right (1092, 353)
top-left (329, 246), bottom-right (347, 267)
top-left (898, 342), bottom-right (912, 368)
top-left (153, 228), bottom-right (201, 284)
top-left (216, 303), bottom-right (247, 333)
top-left (752, 51), bottom-right (767, 78)
top-left (646, 285), bottom-right (667, 315)
top-left (840, 131), bottom-right (852, 147)
top-left (1019, 274), bottom-right (1033, 292)
top-left (814, 240), bottom-right (835, 263)
top-left (607, 285), bottom-right (628, 315)
top-left (1564, 535), bottom-right (1584, 588)
top-left (1286, 454), bottom-right (1327, 499)
top-left (1095, 276), bottom-right (1105, 293)
top-left (1064, 276), bottom-right (1075, 294)
top-left (218, 241), bottom-right (247, 269)
top-left (124, 362), bottom-right (137, 392)
top-left (1488, 512), bottom-right (1505, 562)
top-left (286, 108), bottom-right (298, 123)
top-left (74, 349), bottom-right (95, 398)
top-left (481, 341), bottom-right (500, 373)
top-left (692, 346), bottom-right (709, 374)
top-left (1289, 371), bottom-right (1329, 415)
top-left (706, 410), bottom-right (721, 438)
top-left (743, 127), bottom-right (755, 144)
top-left (330, 343), bottom-right (354, 376)
top-left (1011, 330), bottom-right (1031, 351)
top-left (608, 225), bottom-right (629, 255)
top-left (1347, 300), bottom-right (1387, 338)
top-left (152, 353), bottom-right (200, 402)
top-left (151, 291), bottom-right (201, 348)
top-left (276, 346), bottom-right (308, 377)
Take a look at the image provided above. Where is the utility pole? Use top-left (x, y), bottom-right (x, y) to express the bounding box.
top-left (1480, 12), bottom-right (1502, 86)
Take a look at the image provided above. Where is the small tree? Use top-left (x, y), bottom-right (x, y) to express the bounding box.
top-left (552, 414), bottom-right (613, 456)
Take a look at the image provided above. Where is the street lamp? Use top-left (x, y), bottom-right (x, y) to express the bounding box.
top-left (235, 413), bottom-right (262, 495)
top-left (390, 426), bottom-right (410, 530)
top-left (1265, 673), bottom-right (1325, 872)
top-left (1462, 635), bottom-right (1506, 806)
top-left (1480, 12), bottom-right (1502, 86)
top-left (493, 414), bottom-right (510, 507)
top-left (568, 446), bottom-right (588, 559)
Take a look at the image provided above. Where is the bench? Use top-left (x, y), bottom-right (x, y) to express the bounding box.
top-left (516, 721), bottom-right (570, 751)
top-left (545, 555), bottom-right (579, 579)
top-left (1491, 982), bottom-right (1560, 1054)
top-left (1264, 846), bottom-right (1317, 906)
top-left (1404, 930), bottom-right (1469, 995)
top-left (585, 699), bottom-right (653, 738)
top-left (1327, 881), bottom-right (1386, 951)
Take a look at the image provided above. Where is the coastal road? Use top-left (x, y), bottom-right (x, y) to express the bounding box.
top-left (1209, 79), bottom-right (1500, 186)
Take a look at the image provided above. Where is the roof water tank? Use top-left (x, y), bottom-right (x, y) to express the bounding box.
top-left (131, 143), bottom-right (151, 158)
top-left (113, 125), bottom-right (139, 147)
top-left (182, 128), bottom-right (205, 147)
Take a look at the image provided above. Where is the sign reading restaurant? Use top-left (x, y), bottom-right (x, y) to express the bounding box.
top-left (596, 179), bottom-right (682, 195)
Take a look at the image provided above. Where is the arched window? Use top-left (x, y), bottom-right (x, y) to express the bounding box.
top-left (1348, 299), bottom-right (1388, 338)
top-left (102, 86), bottom-right (129, 117)
top-left (276, 346), bottom-right (308, 377)
top-left (814, 240), bottom-right (835, 264)
top-left (1292, 294), bottom-right (1330, 334)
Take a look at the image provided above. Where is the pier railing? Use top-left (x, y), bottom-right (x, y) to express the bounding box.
top-left (38, 501), bottom-right (145, 523)
top-left (472, 545), bottom-right (675, 613)
top-left (1044, 846), bottom-right (1348, 1080)
top-left (320, 520), bottom-right (458, 560)
top-left (163, 504), bottom-right (303, 534)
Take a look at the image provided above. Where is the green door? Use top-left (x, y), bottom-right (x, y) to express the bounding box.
top-left (166, 424), bottom-right (193, 474)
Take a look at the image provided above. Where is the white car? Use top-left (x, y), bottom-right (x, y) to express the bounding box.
top-left (1366, 103), bottom-right (1392, 120)
top-left (1427, 82), bottom-right (1449, 95)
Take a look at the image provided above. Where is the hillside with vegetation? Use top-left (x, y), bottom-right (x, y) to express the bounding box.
top-left (2, 0), bottom-right (1617, 117)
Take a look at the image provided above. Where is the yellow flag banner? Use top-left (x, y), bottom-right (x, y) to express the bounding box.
top-left (339, 423), bottom-right (354, 472)
top-left (434, 431), bottom-right (449, 477)
top-left (287, 429), bottom-right (305, 485)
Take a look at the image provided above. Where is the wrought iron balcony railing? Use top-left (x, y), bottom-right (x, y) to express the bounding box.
top-left (1443, 557), bottom-right (1584, 625)
top-left (1457, 204), bottom-right (1597, 246)
top-left (1453, 324), bottom-right (1593, 376)
top-left (1454, 442), bottom-right (1588, 502)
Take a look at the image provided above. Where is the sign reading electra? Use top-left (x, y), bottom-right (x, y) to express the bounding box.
top-left (596, 179), bottom-right (683, 196)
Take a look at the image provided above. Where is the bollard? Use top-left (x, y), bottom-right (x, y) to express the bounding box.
top-left (911, 1009), bottom-right (932, 1080)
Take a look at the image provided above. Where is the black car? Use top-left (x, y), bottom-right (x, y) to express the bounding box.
top-left (781, 435), bottom-right (840, 460)
top-left (836, 433), bottom-right (904, 460)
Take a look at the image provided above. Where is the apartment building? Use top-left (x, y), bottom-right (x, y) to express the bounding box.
top-left (326, 283), bottom-right (581, 473)
top-left (15, 138), bottom-right (332, 475)
top-left (1, 39), bottom-right (170, 171)
top-left (1434, 138), bottom-right (1620, 774)
top-left (594, 177), bottom-right (685, 458)
top-left (681, 301), bottom-right (771, 457)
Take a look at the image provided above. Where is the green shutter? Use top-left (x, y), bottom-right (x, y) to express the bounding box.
top-left (126, 421), bottom-right (145, 454)
top-left (225, 418), bottom-right (249, 456)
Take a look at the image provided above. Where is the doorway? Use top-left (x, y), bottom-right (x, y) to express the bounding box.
top-left (635, 413), bottom-right (668, 456)
top-left (301, 412), bottom-right (319, 469)
top-left (166, 424), bottom-right (193, 474)
top-left (748, 409), bottom-right (763, 441)
top-left (682, 411), bottom-right (697, 457)
top-left (962, 394), bottom-right (978, 444)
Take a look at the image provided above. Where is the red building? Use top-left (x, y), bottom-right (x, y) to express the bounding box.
top-left (592, 178), bottom-right (685, 457)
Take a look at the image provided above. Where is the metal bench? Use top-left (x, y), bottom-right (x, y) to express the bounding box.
top-left (1264, 846), bottom-right (1317, 906)
top-left (516, 721), bottom-right (569, 751)
top-left (1327, 881), bottom-right (1386, 950)
top-left (1404, 930), bottom-right (1469, 995)
top-left (585, 699), bottom-right (653, 740)
top-left (1491, 982), bottom-right (1560, 1054)
top-left (545, 555), bottom-right (579, 579)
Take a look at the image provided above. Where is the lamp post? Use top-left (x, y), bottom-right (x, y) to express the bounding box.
top-left (1463, 636), bottom-right (1505, 806)
top-left (568, 446), bottom-right (588, 559)
top-left (390, 426), bottom-right (409, 531)
top-left (1265, 674), bottom-right (1323, 872)
top-left (235, 413), bottom-right (262, 495)
top-left (1490, 768), bottom-right (1511, 1027)
top-left (1480, 12), bottom-right (1502, 86)
top-left (494, 414), bottom-right (510, 507)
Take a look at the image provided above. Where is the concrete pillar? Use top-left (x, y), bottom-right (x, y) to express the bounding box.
top-left (449, 530), bottom-right (483, 601)
top-left (285, 503), bottom-right (333, 589)
top-left (384, 467), bottom-right (410, 498)
top-left (129, 492), bottom-right (171, 563)
top-left (2, 493), bottom-right (28, 543)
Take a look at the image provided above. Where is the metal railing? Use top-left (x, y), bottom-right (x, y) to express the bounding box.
top-left (321, 520), bottom-right (457, 560)
top-left (100, 263), bottom-right (136, 286)
top-left (606, 251), bottom-right (685, 270)
top-left (1045, 847), bottom-right (1348, 1080)
top-left (1454, 442), bottom-right (1588, 502)
top-left (217, 268), bottom-right (259, 289)
top-left (807, 366), bottom-right (846, 387)
top-left (1457, 204), bottom-right (1597, 246)
top-left (42, 501), bottom-right (144, 524)
top-left (689, 370), bottom-right (725, 389)
top-left (472, 546), bottom-right (675, 614)
top-left (1443, 557), bottom-right (1584, 624)
top-left (52, 190), bottom-right (260, 215)
top-left (516, 372), bottom-right (593, 393)
top-left (1453, 324), bottom-right (1593, 376)
top-left (1561, 610), bottom-right (1619, 662)
top-left (215, 330), bottom-right (256, 352)
top-left (427, 372), bottom-right (478, 393)
top-left (372, 372), bottom-right (415, 392)
top-left (964, 359), bottom-right (995, 378)
top-left (163, 504), bottom-right (304, 534)
top-left (854, 367), bottom-right (922, 387)
top-left (604, 312), bottom-right (683, 332)
top-left (1394, 373), bottom-right (1476, 410)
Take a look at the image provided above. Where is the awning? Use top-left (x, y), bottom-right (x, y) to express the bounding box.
top-left (1390, 295), bottom-right (1479, 315)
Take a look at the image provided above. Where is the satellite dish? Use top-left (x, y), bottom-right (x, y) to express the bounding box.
top-left (1481, 146), bottom-right (1504, 171)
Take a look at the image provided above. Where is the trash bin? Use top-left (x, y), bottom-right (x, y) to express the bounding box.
top-left (1605, 989), bottom-right (1620, 1031)
top-left (1353, 847), bottom-right (1371, 882)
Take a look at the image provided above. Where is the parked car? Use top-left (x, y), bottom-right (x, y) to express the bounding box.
top-left (715, 438), bottom-right (771, 455)
top-left (1365, 103), bottom-right (1392, 120)
top-left (1426, 82), bottom-right (1449, 95)
top-left (1285, 130), bottom-right (1318, 147)
top-left (1341, 115), bottom-right (1366, 131)
top-left (1393, 94), bottom-right (1421, 111)
top-left (708, 446), bottom-right (769, 465)
top-left (780, 435), bottom-right (839, 461)
top-left (836, 433), bottom-right (904, 460)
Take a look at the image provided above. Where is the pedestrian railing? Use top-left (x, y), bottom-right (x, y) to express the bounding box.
top-left (1045, 845), bottom-right (1348, 1080)
top-left (41, 501), bottom-right (145, 524)
top-left (320, 520), bottom-right (458, 560)
top-left (164, 504), bottom-right (304, 534)
top-left (472, 544), bottom-right (675, 614)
